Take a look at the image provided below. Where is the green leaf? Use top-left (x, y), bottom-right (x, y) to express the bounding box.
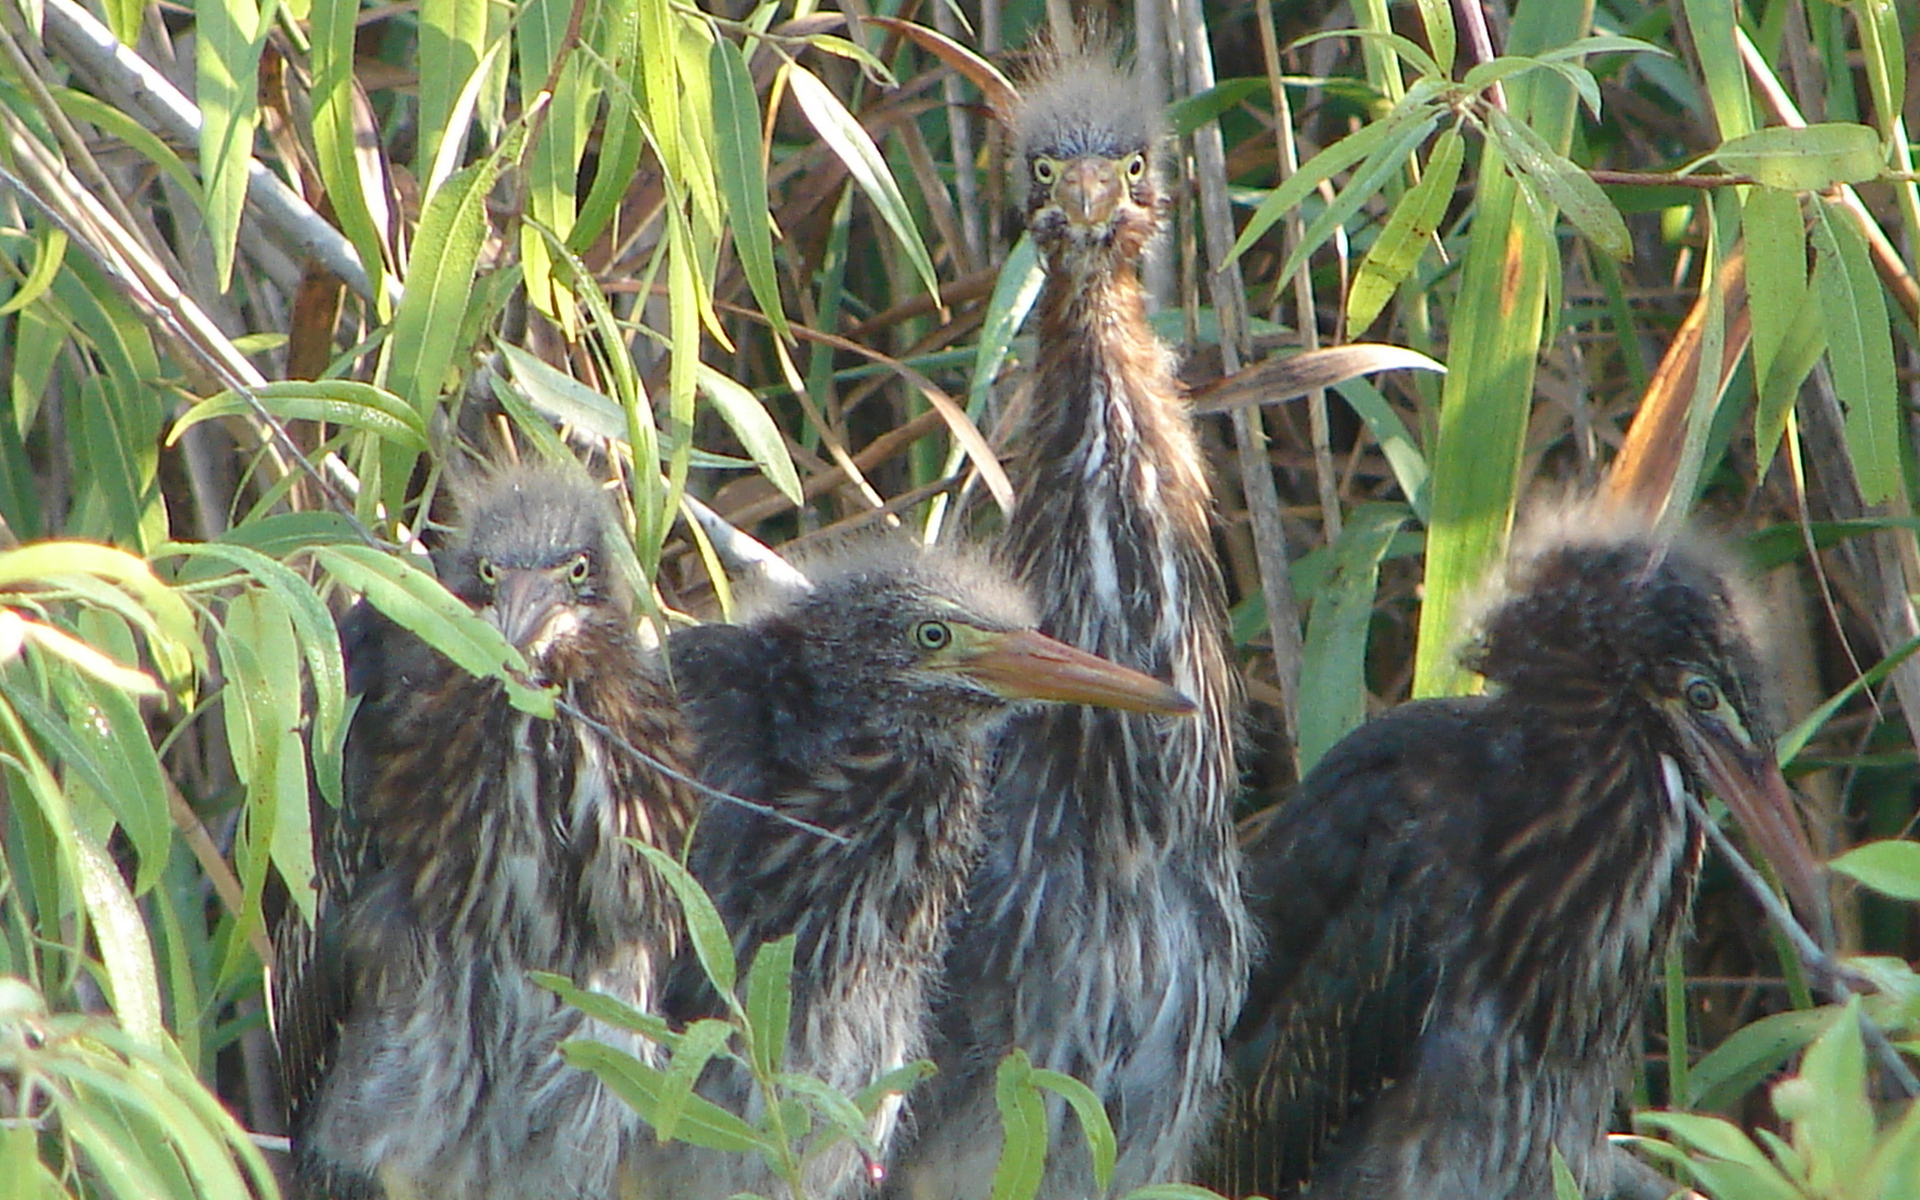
top-left (697, 366), bottom-right (802, 506)
top-left (1027, 1067), bottom-right (1116, 1194)
top-left (168, 381), bottom-right (427, 451)
top-left (630, 842), bottom-right (736, 998)
top-left (971, 234), bottom-right (1045, 415)
top-left (1274, 95), bottom-right (1446, 288)
top-left (1549, 1147), bottom-right (1583, 1200)
top-left (1712, 123), bottom-right (1885, 191)
top-left (529, 971), bottom-right (677, 1043)
top-left (1744, 186), bottom-right (1818, 473)
top-left (711, 36), bottom-right (788, 340)
top-left (784, 64), bottom-right (939, 302)
top-left (779, 1071), bottom-right (877, 1152)
top-left (655, 1018), bottom-right (733, 1143)
top-left (1831, 839), bottom-right (1920, 901)
top-left (193, 0), bottom-right (267, 291)
top-left (310, 544), bottom-right (554, 717)
top-left (559, 1039), bottom-right (768, 1153)
top-left (1348, 125), bottom-right (1463, 331)
top-left (1298, 505), bottom-right (1408, 771)
top-left (1777, 998), bottom-right (1870, 1194)
top-left (990, 1051), bottom-right (1047, 1200)
top-left (1485, 105), bottom-right (1631, 259)
top-left (1686, 1006), bottom-right (1834, 1109)
top-left (743, 934), bottom-right (796, 1080)
top-left (1809, 199), bottom-right (1901, 505)
top-left (1230, 80), bottom-right (1443, 265)
top-left (1334, 379), bottom-right (1430, 522)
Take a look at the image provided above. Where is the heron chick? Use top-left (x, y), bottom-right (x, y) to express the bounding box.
top-left (624, 540), bottom-right (1195, 1200)
top-left (1201, 505), bottom-right (1822, 1200)
top-left (275, 464), bottom-right (696, 1200)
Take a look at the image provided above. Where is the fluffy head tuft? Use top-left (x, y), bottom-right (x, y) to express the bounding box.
top-left (1464, 497), bottom-right (1773, 736)
top-left (437, 461), bottom-right (631, 612)
top-left (1012, 52), bottom-right (1162, 168)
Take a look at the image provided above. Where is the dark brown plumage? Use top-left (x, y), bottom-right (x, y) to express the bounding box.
top-left (274, 464), bottom-right (696, 1200)
top-left (626, 542), bottom-right (1194, 1200)
top-left (889, 51), bottom-right (1250, 1199)
top-left (1200, 508), bottom-right (1823, 1200)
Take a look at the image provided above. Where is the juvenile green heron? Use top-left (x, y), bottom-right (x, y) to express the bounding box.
top-left (625, 541), bottom-right (1194, 1200)
top-left (890, 50), bottom-right (1250, 1199)
top-left (1198, 509), bottom-right (1824, 1199)
top-left (274, 464), bottom-right (697, 1200)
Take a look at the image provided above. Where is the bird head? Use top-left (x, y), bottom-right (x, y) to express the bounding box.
top-left (1469, 517), bottom-right (1825, 930)
top-left (1013, 55), bottom-right (1166, 264)
top-left (764, 541), bottom-right (1194, 729)
top-left (439, 465), bottom-right (632, 662)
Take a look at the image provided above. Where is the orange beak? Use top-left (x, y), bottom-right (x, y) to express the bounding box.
top-left (957, 628), bottom-right (1195, 715)
top-left (1679, 721), bottom-right (1828, 937)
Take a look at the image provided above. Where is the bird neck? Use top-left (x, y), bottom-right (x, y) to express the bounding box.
top-left (1473, 690), bottom-right (1705, 1059)
top-left (1009, 252), bottom-right (1224, 664)
top-left (715, 730), bottom-right (987, 989)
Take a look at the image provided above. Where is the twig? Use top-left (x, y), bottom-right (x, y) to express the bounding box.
top-left (1688, 795), bottom-right (1920, 1098)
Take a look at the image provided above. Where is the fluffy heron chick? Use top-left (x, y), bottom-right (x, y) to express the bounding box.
top-left (893, 48), bottom-right (1250, 1200)
top-left (1202, 505), bottom-right (1821, 1199)
top-left (275, 464), bottom-right (696, 1200)
top-left (622, 540), bottom-right (1195, 1200)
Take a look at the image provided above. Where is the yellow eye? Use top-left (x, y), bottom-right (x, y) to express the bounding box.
top-left (567, 553), bottom-right (591, 584)
top-left (1032, 157), bottom-right (1057, 185)
top-left (1125, 152), bottom-right (1147, 181)
top-left (914, 620), bottom-right (953, 651)
top-left (1684, 677), bottom-right (1719, 711)
top-left (477, 558), bottom-right (497, 585)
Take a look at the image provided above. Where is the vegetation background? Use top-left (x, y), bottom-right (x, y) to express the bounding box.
top-left (1, 0), bottom-right (1918, 1194)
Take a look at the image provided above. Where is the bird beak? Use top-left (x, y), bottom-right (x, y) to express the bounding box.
top-left (1679, 720), bottom-right (1827, 934)
top-left (1054, 157), bottom-right (1124, 232)
top-left (957, 628), bottom-right (1196, 715)
top-left (488, 567), bottom-right (578, 654)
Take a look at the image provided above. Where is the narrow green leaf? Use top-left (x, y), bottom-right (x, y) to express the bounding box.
top-left (744, 934), bottom-right (797, 1081)
top-left (530, 971), bottom-right (678, 1043)
top-left (74, 828), bottom-right (165, 1048)
top-left (1681, 0), bottom-right (1754, 139)
top-left (711, 36), bottom-right (788, 340)
top-left (193, 0), bottom-right (266, 291)
top-left (1712, 123), bottom-right (1885, 191)
top-left (1686, 1007), bottom-right (1833, 1110)
top-left (311, 544), bottom-right (554, 717)
top-left (1028, 1067), bottom-right (1117, 1194)
top-left (1776, 998), bottom-right (1870, 1193)
top-left (1486, 105), bottom-right (1631, 259)
top-left (784, 64), bottom-right (940, 301)
top-left (1744, 187), bottom-right (1816, 473)
top-left (1549, 1147), bottom-right (1582, 1200)
top-left (1269, 95), bottom-right (1446, 286)
top-left (1334, 379), bottom-right (1430, 522)
top-left (1830, 839), bottom-right (1920, 901)
top-left (308, 0), bottom-right (387, 295)
top-left (990, 1051), bottom-right (1047, 1200)
top-left (1412, 0), bottom-right (1455, 73)
top-left (559, 1039), bottom-right (768, 1153)
top-left (0, 226), bottom-right (69, 318)
top-left (779, 1072), bottom-right (877, 1151)
top-left (1230, 80), bottom-right (1442, 264)
top-left (655, 1018), bottom-right (733, 1143)
top-left (1298, 505), bottom-right (1408, 771)
top-left (168, 381), bottom-right (427, 450)
top-left (1348, 126), bottom-right (1463, 330)
top-left (697, 366), bottom-right (802, 505)
top-left (1809, 199), bottom-right (1900, 505)
top-left (631, 842), bottom-right (736, 998)
top-left (415, 0), bottom-right (488, 178)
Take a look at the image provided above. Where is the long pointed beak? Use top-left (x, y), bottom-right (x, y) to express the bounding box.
top-left (957, 628), bottom-right (1195, 715)
top-left (488, 568), bottom-right (575, 653)
top-left (1682, 722), bottom-right (1827, 936)
top-left (1055, 157), bottom-right (1124, 231)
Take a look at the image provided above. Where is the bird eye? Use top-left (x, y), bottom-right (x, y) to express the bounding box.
top-left (914, 620), bottom-right (953, 651)
top-left (1033, 157), bottom-right (1057, 185)
top-left (1125, 152), bottom-right (1147, 181)
top-left (477, 558), bottom-right (497, 585)
top-left (567, 553), bottom-right (591, 584)
top-left (1684, 677), bottom-right (1720, 711)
